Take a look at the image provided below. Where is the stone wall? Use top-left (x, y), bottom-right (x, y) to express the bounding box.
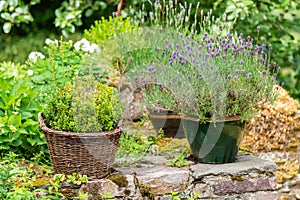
top-left (55, 154), bottom-right (278, 199)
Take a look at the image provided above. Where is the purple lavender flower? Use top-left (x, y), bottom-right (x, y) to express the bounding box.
top-left (162, 51), bottom-right (166, 56)
top-left (275, 81), bottom-right (278, 85)
top-left (222, 55), bottom-right (227, 60)
top-left (219, 25), bottom-right (222, 30)
top-left (262, 70), bottom-right (267, 75)
top-left (241, 70), bottom-right (245, 75)
top-left (187, 75), bottom-right (191, 79)
top-left (247, 35), bottom-right (251, 41)
top-left (277, 66), bottom-right (281, 71)
top-left (273, 62), bottom-right (276, 67)
top-left (204, 33), bottom-right (208, 38)
top-left (234, 76), bottom-right (238, 81)
top-left (199, 74), bottom-right (203, 80)
top-left (247, 73), bottom-right (252, 78)
top-left (235, 69), bottom-right (239, 74)
top-left (227, 74), bottom-right (232, 80)
top-left (227, 33), bottom-right (232, 40)
top-left (148, 66), bottom-right (155, 72)
top-left (269, 44), bottom-right (272, 52)
top-left (240, 60), bottom-right (244, 64)
top-left (157, 83), bottom-right (163, 87)
top-left (205, 53), bottom-right (209, 59)
top-left (281, 82), bottom-right (284, 87)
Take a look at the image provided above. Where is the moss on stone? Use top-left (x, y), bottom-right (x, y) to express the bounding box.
top-left (108, 173), bottom-right (128, 188)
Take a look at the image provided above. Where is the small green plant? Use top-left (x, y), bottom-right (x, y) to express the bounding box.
top-left (53, 172), bottom-right (88, 186)
top-left (167, 153), bottom-right (189, 167)
top-left (43, 75), bottom-right (123, 132)
top-left (99, 191), bottom-right (115, 199)
top-left (117, 130), bottom-right (163, 158)
top-left (0, 164), bottom-right (17, 199)
top-left (77, 190), bottom-right (89, 200)
top-left (166, 191), bottom-right (180, 200)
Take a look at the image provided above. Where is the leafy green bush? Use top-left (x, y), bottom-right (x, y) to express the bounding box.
top-left (0, 62), bottom-right (48, 159)
top-left (83, 16), bottom-right (136, 45)
top-left (44, 76), bottom-right (123, 132)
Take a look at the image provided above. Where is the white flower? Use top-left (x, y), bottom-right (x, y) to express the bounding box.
top-left (27, 69), bottom-right (34, 76)
top-left (45, 38), bottom-right (59, 46)
top-left (74, 38), bottom-right (100, 54)
top-left (28, 52), bottom-right (45, 63)
top-left (89, 43), bottom-right (100, 53)
top-left (74, 38), bottom-right (91, 52)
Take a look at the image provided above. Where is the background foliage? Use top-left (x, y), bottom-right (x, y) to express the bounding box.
top-left (1, 0), bottom-right (298, 101)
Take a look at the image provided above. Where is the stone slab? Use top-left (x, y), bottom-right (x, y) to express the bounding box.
top-left (119, 165), bottom-right (190, 195)
top-left (190, 155), bottom-right (276, 179)
top-left (213, 176), bottom-right (277, 195)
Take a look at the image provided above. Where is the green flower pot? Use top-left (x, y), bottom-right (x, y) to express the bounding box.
top-left (182, 117), bottom-right (245, 164)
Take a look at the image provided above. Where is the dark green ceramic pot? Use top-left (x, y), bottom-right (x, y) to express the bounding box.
top-left (182, 117), bottom-right (245, 164)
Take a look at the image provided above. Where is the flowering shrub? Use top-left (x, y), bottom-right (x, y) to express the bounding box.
top-left (134, 27), bottom-right (280, 122)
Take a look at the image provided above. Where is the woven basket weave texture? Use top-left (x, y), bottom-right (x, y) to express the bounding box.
top-left (38, 112), bottom-right (121, 180)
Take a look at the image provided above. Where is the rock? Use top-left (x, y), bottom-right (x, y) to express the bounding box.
top-left (80, 179), bottom-right (120, 199)
top-left (190, 155), bottom-right (276, 179)
top-left (213, 176), bottom-right (277, 195)
top-left (135, 166), bottom-right (190, 195)
top-left (121, 87), bottom-right (147, 121)
top-left (80, 174), bottom-right (142, 200)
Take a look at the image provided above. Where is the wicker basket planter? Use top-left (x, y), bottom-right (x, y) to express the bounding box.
top-left (38, 112), bottom-right (121, 180)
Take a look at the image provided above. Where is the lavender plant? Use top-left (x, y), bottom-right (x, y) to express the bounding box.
top-left (134, 27), bottom-right (280, 122)
top-left (135, 0), bottom-right (234, 36)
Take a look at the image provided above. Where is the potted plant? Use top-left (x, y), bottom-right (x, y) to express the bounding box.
top-left (128, 25), bottom-right (280, 163)
top-left (38, 74), bottom-right (123, 179)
